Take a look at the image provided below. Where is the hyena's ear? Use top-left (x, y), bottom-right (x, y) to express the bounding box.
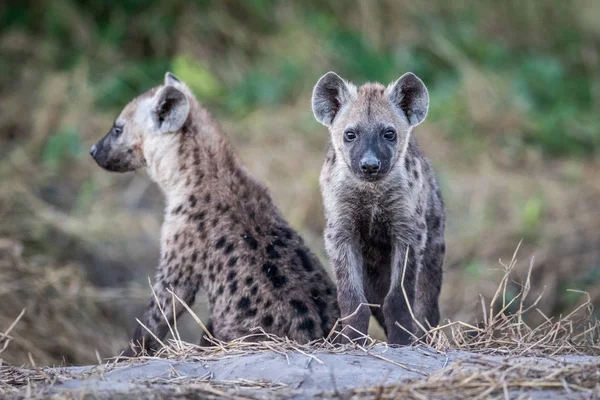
top-left (387, 72), bottom-right (429, 127)
top-left (312, 72), bottom-right (354, 127)
top-left (153, 85), bottom-right (190, 134)
top-left (164, 71), bottom-right (181, 86)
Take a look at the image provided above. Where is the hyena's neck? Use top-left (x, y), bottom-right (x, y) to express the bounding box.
top-left (150, 108), bottom-right (269, 209)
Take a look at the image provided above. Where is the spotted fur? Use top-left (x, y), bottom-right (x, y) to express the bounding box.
top-left (91, 72), bottom-right (339, 355)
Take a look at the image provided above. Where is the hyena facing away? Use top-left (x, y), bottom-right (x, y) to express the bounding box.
top-left (312, 72), bottom-right (445, 345)
top-left (91, 72), bottom-right (339, 356)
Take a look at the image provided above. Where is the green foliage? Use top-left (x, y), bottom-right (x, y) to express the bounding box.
top-left (42, 127), bottom-right (83, 169)
top-left (171, 55), bottom-right (222, 102)
top-left (520, 196), bottom-right (544, 240)
top-left (2, 1), bottom-right (598, 157)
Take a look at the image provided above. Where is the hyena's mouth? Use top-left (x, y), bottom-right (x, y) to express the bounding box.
top-left (356, 171), bottom-right (386, 183)
top-left (91, 152), bottom-right (133, 173)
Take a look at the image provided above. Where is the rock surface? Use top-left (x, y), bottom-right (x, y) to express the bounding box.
top-left (25, 345), bottom-right (595, 399)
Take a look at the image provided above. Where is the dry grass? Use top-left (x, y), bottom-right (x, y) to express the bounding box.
top-left (347, 360), bottom-right (600, 399)
top-left (0, 238), bottom-right (135, 367)
top-left (404, 243), bottom-right (600, 357)
top-left (20, 246), bottom-right (589, 399)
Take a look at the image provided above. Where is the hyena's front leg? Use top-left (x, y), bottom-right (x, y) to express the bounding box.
top-left (123, 269), bottom-right (198, 356)
top-left (326, 232), bottom-right (370, 344)
top-left (382, 244), bottom-right (418, 345)
top-left (414, 238), bottom-right (444, 330)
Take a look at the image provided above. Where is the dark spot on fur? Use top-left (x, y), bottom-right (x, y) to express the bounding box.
top-left (189, 194), bottom-right (197, 208)
top-left (298, 318), bottom-right (315, 332)
top-left (215, 237), bottom-right (226, 249)
top-left (251, 285), bottom-right (258, 296)
top-left (227, 271), bottom-right (236, 282)
top-left (264, 300), bottom-right (272, 308)
top-left (217, 285), bottom-right (224, 295)
top-left (279, 226), bottom-right (293, 240)
top-left (255, 226), bottom-right (262, 235)
top-left (245, 308), bottom-right (257, 317)
top-left (227, 256), bottom-right (238, 268)
top-left (245, 276), bottom-right (254, 286)
top-left (209, 273), bottom-right (215, 281)
top-left (196, 171), bottom-right (204, 186)
top-left (243, 233), bottom-right (258, 250)
top-left (224, 243), bottom-right (235, 254)
top-left (413, 169), bottom-right (419, 180)
top-left (172, 205), bottom-right (183, 214)
top-left (204, 193), bottom-right (211, 203)
top-left (262, 314), bottom-right (274, 327)
top-left (273, 238), bottom-right (286, 248)
top-left (404, 157), bottom-right (411, 172)
top-left (265, 244), bottom-right (280, 259)
top-left (295, 248), bottom-right (314, 272)
top-left (290, 299), bottom-right (309, 315)
top-left (238, 296), bottom-right (251, 309)
top-left (229, 281), bottom-right (238, 294)
top-left (433, 216), bottom-right (441, 230)
top-left (262, 262), bottom-right (287, 288)
top-left (189, 211), bottom-right (206, 221)
top-left (409, 181), bottom-right (414, 189)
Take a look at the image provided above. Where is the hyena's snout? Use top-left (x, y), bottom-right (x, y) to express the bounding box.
top-left (359, 151), bottom-right (381, 175)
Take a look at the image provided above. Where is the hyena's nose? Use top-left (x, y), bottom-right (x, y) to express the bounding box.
top-left (360, 155), bottom-right (381, 174)
top-left (90, 144), bottom-right (98, 157)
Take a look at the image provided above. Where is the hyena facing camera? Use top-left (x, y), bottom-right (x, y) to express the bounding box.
top-left (312, 71), bottom-right (445, 345)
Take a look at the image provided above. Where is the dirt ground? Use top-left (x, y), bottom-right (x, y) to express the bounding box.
top-left (2, 345), bottom-right (599, 399)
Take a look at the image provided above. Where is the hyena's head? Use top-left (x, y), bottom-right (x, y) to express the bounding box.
top-left (90, 72), bottom-right (191, 172)
top-left (312, 72), bottom-right (429, 181)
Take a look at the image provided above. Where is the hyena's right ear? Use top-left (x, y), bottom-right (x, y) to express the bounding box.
top-left (152, 85), bottom-right (190, 134)
top-left (312, 72), bottom-right (354, 127)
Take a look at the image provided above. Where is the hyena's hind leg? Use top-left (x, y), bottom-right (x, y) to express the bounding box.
top-left (123, 272), bottom-right (198, 356)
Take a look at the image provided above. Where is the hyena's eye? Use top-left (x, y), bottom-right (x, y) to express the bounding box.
top-left (112, 126), bottom-right (123, 137)
top-left (383, 129), bottom-right (396, 141)
top-left (344, 130), bottom-right (357, 142)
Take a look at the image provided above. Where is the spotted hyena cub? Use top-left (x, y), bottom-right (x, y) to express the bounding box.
top-left (91, 72), bottom-right (339, 355)
top-left (311, 72), bottom-right (445, 345)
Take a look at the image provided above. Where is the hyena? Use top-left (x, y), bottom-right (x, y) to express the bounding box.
top-left (311, 72), bottom-right (445, 345)
top-left (91, 72), bottom-right (339, 356)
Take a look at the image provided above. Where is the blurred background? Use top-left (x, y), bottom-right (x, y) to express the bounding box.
top-left (1, 0), bottom-right (599, 366)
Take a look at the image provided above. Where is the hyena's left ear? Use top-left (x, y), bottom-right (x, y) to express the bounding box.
top-left (387, 72), bottom-right (429, 127)
top-left (152, 85), bottom-right (190, 134)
